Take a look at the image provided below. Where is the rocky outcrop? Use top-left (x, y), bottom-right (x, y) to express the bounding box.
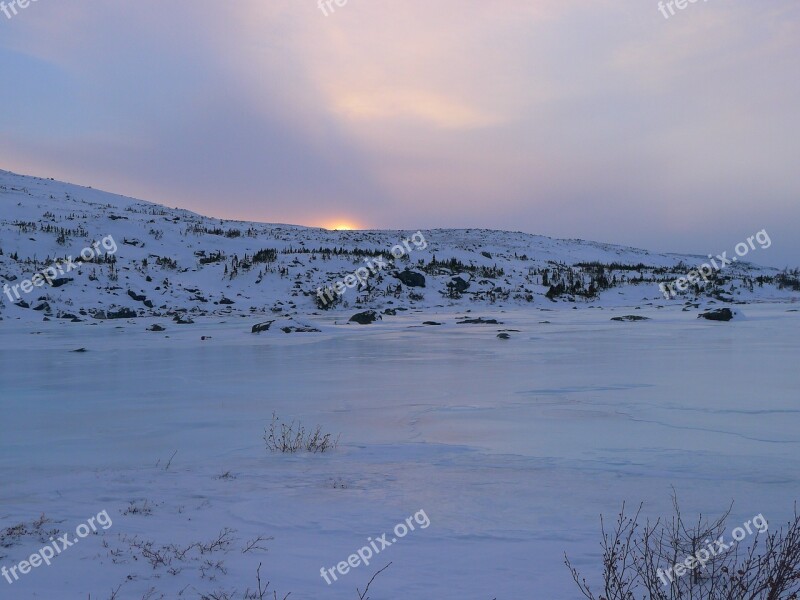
top-left (252, 320), bottom-right (275, 333)
top-left (457, 317), bottom-right (501, 325)
top-left (699, 308), bottom-right (735, 322)
top-left (395, 270), bottom-right (426, 288)
top-left (350, 311), bottom-right (380, 325)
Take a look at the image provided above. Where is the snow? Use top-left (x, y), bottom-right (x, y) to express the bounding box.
top-left (1, 170), bottom-right (799, 598)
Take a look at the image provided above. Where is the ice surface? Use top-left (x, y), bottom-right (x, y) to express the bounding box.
top-left (1, 304), bottom-right (799, 598)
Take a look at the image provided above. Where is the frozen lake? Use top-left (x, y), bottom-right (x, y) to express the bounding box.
top-left (1, 303), bottom-right (799, 598)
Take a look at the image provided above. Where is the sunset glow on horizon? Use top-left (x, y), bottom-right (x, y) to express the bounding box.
top-left (318, 218), bottom-right (362, 231)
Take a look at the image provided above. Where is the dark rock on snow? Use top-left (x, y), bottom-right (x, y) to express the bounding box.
top-left (457, 317), bottom-right (501, 325)
top-left (699, 308), bottom-right (735, 322)
top-left (395, 270), bottom-right (426, 288)
top-left (251, 320), bottom-right (275, 333)
top-left (350, 311), bottom-right (380, 325)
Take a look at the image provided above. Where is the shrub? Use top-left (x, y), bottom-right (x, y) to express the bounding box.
top-left (264, 413), bottom-right (339, 454)
top-left (565, 495), bottom-right (800, 600)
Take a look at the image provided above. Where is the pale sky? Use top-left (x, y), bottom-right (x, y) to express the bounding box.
top-left (1, 0), bottom-right (798, 266)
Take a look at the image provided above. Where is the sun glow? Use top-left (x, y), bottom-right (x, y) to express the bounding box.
top-left (325, 221), bottom-right (360, 231)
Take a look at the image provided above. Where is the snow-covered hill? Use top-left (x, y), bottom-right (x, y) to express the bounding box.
top-left (0, 169), bottom-right (796, 326)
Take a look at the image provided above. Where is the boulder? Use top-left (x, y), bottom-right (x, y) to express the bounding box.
top-left (350, 311), bottom-right (380, 325)
top-left (457, 317), bottom-right (501, 325)
top-left (395, 270), bottom-right (426, 288)
top-left (449, 277), bottom-right (470, 294)
top-left (699, 308), bottom-right (735, 322)
top-left (107, 308), bottom-right (138, 319)
top-left (251, 320), bottom-right (275, 333)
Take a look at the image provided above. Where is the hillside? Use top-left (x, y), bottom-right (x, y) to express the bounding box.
top-left (1, 169), bottom-right (797, 327)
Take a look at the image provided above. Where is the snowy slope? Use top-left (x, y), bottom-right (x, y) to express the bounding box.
top-left (1, 169), bottom-right (795, 329)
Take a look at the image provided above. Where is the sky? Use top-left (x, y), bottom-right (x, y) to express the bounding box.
top-left (0, 0), bottom-right (798, 267)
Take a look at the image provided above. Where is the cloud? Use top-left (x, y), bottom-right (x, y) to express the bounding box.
top-left (0, 0), bottom-right (798, 265)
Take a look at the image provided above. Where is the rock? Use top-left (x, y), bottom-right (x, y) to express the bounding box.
top-left (33, 302), bottom-right (50, 312)
top-left (449, 277), bottom-right (470, 293)
top-left (699, 308), bottom-right (735, 322)
top-left (457, 317), bottom-right (501, 325)
top-left (148, 324), bottom-right (166, 332)
top-left (71, 348), bottom-right (88, 353)
top-left (128, 290), bottom-right (147, 302)
top-left (281, 326), bottom-right (320, 334)
top-left (481, 251), bottom-right (493, 259)
top-left (497, 333), bottom-right (511, 340)
top-left (175, 316), bottom-right (195, 325)
top-left (611, 315), bottom-right (651, 322)
top-left (252, 320), bottom-right (275, 333)
top-left (50, 278), bottom-right (72, 288)
top-left (350, 311), bottom-right (380, 325)
top-left (383, 308), bottom-right (397, 316)
top-left (423, 321), bottom-right (442, 326)
top-left (219, 297), bottom-right (235, 305)
top-left (16, 299), bottom-right (30, 309)
top-left (395, 270), bottom-right (426, 288)
top-left (107, 308), bottom-right (137, 319)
